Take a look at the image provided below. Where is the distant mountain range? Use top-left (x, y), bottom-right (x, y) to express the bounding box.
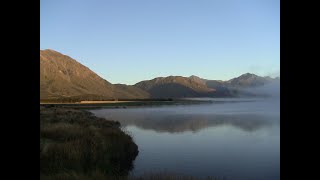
top-left (134, 73), bottom-right (279, 98)
top-left (40, 49), bottom-right (279, 101)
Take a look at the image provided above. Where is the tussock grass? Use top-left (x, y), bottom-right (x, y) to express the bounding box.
top-left (40, 106), bottom-right (138, 179)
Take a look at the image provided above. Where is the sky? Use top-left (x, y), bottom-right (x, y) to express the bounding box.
top-left (40, 0), bottom-right (280, 85)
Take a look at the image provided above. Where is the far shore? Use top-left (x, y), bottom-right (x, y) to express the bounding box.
top-left (40, 99), bottom-right (213, 109)
top-left (40, 100), bottom-right (140, 105)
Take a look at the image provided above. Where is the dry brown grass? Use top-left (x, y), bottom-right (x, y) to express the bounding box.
top-left (40, 106), bottom-right (138, 179)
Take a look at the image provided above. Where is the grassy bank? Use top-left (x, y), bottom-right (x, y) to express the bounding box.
top-left (40, 106), bottom-right (139, 179)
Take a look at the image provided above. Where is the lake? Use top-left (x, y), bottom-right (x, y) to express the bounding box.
top-left (91, 97), bottom-right (280, 180)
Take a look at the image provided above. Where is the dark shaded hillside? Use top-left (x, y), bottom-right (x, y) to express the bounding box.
top-left (114, 84), bottom-right (150, 99)
top-left (148, 83), bottom-right (207, 98)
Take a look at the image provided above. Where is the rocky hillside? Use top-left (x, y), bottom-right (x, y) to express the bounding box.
top-left (40, 49), bottom-right (149, 100)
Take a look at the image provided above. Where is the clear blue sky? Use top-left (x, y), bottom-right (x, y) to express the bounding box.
top-left (40, 0), bottom-right (279, 85)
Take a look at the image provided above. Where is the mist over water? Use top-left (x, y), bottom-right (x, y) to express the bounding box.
top-left (91, 98), bottom-right (279, 180)
top-left (238, 80), bottom-right (280, 98)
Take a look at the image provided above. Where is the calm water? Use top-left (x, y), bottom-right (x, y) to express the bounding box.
top-left (91, 98), bottom-right (280, 180)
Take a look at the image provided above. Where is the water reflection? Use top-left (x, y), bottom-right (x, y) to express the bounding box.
top-left (92, 109), bottom-right (278, 133)
top-left (90, 98), bottom-right (279, 180)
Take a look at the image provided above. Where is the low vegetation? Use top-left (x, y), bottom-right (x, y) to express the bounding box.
top-left (40, 106), bottom-right (138, 179)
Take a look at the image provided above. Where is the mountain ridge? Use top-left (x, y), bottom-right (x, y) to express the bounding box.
top-left (40, 49), bottom-right (150, 100)
top-left (134, 73), bottom-right (279, 98)
top-left (40, 49), bottom-right (279, 100)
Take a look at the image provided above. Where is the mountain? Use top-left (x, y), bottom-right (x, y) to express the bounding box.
top-left (189, 76), bottom-right (233, 97)
top-left (113, 84), bottom-right (150, 99)
top-left (134, 76), bottom-right (217, 98)
top-left (133, 76), bottom-right (236, 98)
top-left (226, 73), bottom-right (275, 88)
top-left (134, 74), bottom-right (279, 98)
top-left (40, 49), bottom-right (149, 100)
top-left (40, 49), bottom-right (278, 100)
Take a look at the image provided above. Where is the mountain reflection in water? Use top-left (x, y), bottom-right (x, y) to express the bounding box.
top-left (93, 112), bottom-right (275, 133)
top-left (90, 98), bottom-right (279, 180)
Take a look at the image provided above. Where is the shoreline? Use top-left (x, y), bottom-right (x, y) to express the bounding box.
top-left (40, 100), bottom-right (140, 105)
top-left (40, 99), bottom-right (213, 109)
